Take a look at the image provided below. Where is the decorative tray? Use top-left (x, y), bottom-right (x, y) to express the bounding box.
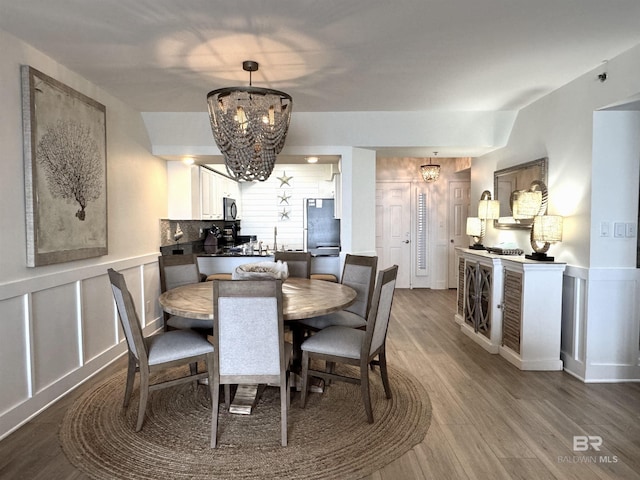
top-left (485, 247), bottom-right (524, 256)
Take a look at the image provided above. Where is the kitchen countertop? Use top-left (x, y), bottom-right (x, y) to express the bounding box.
top-left (197, 253), bottom-right (272, 257)
top-left (196, 252), bottom-right (339, 257)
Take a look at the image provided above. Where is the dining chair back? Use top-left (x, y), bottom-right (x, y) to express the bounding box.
top-left (107, 268), bottom-right (215, 435)
top-left (298, 254), bottom-right (378, 331)
top-left (299, 265), bottom-right (398, 423)
top-left (158, 254), bottom-right (212, 331)
top-left (159, 254), bottom-right (202, 291)
top-left (274, 251), bottom-right (311, 278)
top-left (210, 279), bottom-right (292, 447)
top-left (341, 254), bottom-right (378, 318)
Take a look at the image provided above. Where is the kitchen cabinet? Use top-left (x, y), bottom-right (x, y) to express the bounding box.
top-left (201, 168), bottom-right (222, 220)
top-left (167, 162), bottom-right (200, 220)
top-left (455, 248), bottom-right (566, 370)
top-left (217, 174), bottom-right (241, 219)
top-left (167, 162), bottom-right (240, 220)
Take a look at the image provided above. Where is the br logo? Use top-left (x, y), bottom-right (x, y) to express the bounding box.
top-left (573, 435), bottom-right (603, 452)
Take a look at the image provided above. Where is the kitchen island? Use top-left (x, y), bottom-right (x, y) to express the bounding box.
top-left (196, 253), bottom-right (342, 280)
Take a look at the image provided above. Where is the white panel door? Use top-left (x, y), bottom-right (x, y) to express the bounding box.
top-left (375, 183), bottom-right (411, 288)
top-left (448, 181), bottom-right (471, 288)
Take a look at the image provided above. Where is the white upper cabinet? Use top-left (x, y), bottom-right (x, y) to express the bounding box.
top-left (201, 168), bottom-right (223, 220)
top-left (167, 161), bottom-right (240, 220)
top-left (167, 162), bottom-right (200, 220)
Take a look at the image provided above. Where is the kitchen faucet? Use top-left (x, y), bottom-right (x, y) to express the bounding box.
top-left (273, 226), bottom-right (278, 252)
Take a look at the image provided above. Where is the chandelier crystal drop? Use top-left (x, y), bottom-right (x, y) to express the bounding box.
top-left (207, 61), bottom-right (293, 182)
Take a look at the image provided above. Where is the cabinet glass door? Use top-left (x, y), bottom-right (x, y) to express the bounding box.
top-left (476, 266), bottom-right (492, 337)
top-left (464, 262), bottom-right (478, 328)
top-left (463, 261), bottom-right (492, 336)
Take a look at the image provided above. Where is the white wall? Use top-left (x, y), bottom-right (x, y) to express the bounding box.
top-left (475, 42), bottom-right (640, 382)
top-left (0, 29), bottom-right (167, 438)
top-left (590, 110), bottom-right (640, 268)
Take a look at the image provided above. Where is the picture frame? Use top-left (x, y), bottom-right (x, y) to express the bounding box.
top-left (22, 66), bottom-right (108, 267)
top-left (493, 157), bottom-right (548, 230)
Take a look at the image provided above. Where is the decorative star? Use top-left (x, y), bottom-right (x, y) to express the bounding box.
top-left (278, 191), bottom-right (291, 204)
top-left (279, 208), bottom-right (290, 220)
top-left (277, 171), bottom-right (293, 187)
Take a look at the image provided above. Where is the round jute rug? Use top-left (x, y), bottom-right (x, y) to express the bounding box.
top-left (60, 364), bottom-right (431, 480)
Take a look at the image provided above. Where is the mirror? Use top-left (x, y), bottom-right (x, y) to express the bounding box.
top-left (493, 157), bottom-right (548, 229)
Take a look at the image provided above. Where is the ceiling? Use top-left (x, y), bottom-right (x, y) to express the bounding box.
top-left (3, 1), bottom-right (640, 158)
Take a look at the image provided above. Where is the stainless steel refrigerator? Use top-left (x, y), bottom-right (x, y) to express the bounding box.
top-left (303, 198), bottom-right (340, 255)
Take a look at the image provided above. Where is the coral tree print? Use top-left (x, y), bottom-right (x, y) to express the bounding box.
top-left (22, 66), bottom-right (107, 266)
top-left (37, 120), bottom-right (103, 221)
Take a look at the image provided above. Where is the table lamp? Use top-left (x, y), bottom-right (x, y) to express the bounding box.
top-left (466, 217), bottom-right (485, 249)
top-left (477, 195), bottom-right (500, 221)
top-left (525, 215), bottom-right (563, 261)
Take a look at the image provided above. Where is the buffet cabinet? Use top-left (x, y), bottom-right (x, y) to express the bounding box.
top-left (455, 251), bottom-right (504, 353)
top-left (455, 248), bottom-right (566, 370)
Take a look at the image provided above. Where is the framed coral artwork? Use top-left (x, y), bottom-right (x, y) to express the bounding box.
top-left (21, 66), bottom-right (107, 267)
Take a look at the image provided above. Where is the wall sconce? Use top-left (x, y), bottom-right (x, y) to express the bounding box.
top-left (466, 217), bottom-right (485, 249)
top-left (526, 215), bottom-right (563, 261)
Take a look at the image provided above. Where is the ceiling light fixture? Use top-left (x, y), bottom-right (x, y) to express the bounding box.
top-left (421, 152), bottom-right (441, 182)
top-left (306, 156), bottom-right (318, 163)
top-left (207, 60), bottom-right (293, 182)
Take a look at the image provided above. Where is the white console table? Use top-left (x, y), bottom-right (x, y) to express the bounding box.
top-left (455, 248), bottom-right (566, 371)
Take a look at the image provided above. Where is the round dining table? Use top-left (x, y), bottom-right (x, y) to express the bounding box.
top-left (158, 277), bottom-right (357, 415)
top-left (158, 276), bottom-right (357, 322)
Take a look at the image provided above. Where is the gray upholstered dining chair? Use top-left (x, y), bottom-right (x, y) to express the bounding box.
top-left (210, 279), bottom-right (292, 447)
top-left (298, 254), bottom-right (378, 330)
top-left (299, 265), bottom-right (398, 423)
top-left (274, 251), bottom-right (311, 278)
top-left (158, 254), bottom-right (212, 331)
top-left (107, 268), bottom-right (215, 434)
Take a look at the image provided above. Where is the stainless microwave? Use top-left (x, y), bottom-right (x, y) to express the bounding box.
top-left (223, 197), bottom-right (237, 221)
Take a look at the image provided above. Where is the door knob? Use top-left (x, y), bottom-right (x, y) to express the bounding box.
top-left (403, 240), bottom-right (410, 244)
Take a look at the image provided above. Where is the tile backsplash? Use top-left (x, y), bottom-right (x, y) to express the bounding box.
top-left (159, 219), bottom-right (228, 247)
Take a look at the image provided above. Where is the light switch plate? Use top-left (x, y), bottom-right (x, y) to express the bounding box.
top-left (626, 223), bottom-right (637, 238)
top-left (600, 222), bottom-right (609, 237)
top-left (614, 222), bottom-right (625, 238)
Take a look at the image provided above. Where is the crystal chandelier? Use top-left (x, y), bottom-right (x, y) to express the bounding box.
top-left (420, 152), bottom-right (441, 182)
top-left (207, 61), bottom-right (293, 182)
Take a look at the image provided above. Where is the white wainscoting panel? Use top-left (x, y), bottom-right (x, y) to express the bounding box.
top-left (562, 265), bottom-right (640, 382)
top-left (0, 296), bottom-right (30, 416)
top-left (82, 275), bottom-right (119, 364)
top-left (31, 283), bottom-right (81, 394)
top-left (0, 255), bottom-right (161, 440)
top-left (143, 262), bottom-right (162, 328)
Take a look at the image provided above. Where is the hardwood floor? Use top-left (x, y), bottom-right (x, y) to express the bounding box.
top-left (1, 288), bottom-right (639, 479)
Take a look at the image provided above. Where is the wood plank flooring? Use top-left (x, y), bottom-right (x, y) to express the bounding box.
top-left (1, 288), bottom-right (639, 479)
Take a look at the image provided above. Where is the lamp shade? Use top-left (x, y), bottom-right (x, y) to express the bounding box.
top-left (466, 217), bottom-right (482, 236)
top-left (477, 199), bottom-right (500, 220)
top-left (512, 190), bottom-right (542, 219)
top-left (532, 215), bottom-right (563, 243)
